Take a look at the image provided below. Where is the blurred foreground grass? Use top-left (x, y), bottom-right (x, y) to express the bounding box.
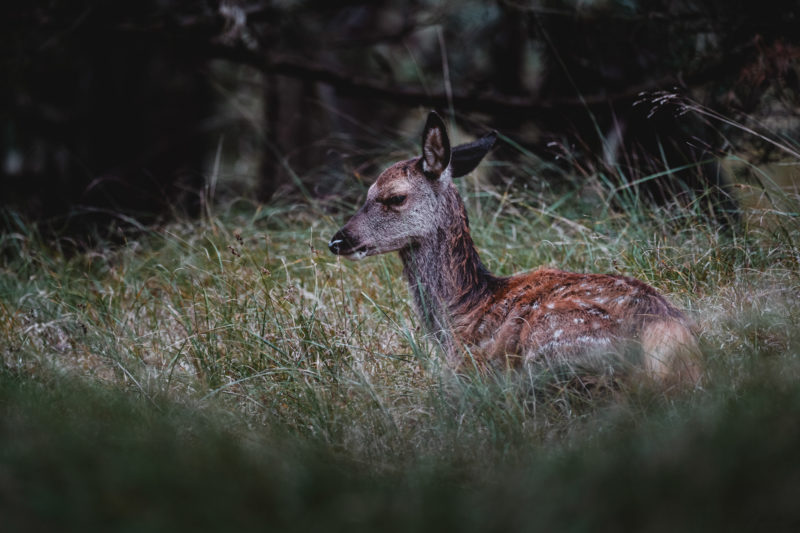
top-left (1, 153), bottom-right (800, 530)
top-left (3, 358), bottom-right (800, 531)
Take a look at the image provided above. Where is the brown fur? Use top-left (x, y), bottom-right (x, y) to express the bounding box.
top-left (330, 113), bottom-right (701, 384)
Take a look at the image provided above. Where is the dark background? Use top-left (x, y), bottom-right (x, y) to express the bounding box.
top-left (2, 0), bottom-right (799, 234)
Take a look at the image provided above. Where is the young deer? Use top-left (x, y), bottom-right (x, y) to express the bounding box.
top-left (329, 112), bottom-right (700, 383)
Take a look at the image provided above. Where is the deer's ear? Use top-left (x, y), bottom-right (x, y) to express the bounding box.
top-left (451, 131), bottom-right (497, 178)
top-left (421, 112), bottom-right (451, 178)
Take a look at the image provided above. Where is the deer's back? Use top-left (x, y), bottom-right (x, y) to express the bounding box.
top-left (453, 268), bottom-right (690, 366)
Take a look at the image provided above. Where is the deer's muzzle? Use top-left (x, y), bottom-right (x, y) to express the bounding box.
top-left (328, 228), bottom-right (367, 258)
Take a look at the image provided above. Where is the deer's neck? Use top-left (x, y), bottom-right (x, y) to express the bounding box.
top-left (399, 186), bottom-right (496, 339)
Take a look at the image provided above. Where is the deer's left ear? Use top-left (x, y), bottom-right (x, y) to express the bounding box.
top-left (421, 112), bottom-right (451, 178)
top-left (451, 131), bottom-right (497, 178)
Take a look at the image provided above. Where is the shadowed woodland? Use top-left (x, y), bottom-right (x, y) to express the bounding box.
top-left (3, 2), bottom-right (800, 532)
top-left (3, 1), bottom-right (799, 231)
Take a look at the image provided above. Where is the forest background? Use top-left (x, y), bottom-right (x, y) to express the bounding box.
top-left (2, 1), bottom-right (800, 531)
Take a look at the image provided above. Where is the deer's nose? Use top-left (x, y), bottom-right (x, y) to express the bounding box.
top-left (328, 229), bottom-right (356, 255)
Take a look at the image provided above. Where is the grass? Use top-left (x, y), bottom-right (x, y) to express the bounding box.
top-left (1, 137), bottom-right (800, 530)
top-left (3, 368), bottom-right (800, 532)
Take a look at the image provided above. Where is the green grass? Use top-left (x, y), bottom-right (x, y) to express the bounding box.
top-left (1, 149), bottom-right (800, 530)
top-left (3, 367), bottom-right (800, 532)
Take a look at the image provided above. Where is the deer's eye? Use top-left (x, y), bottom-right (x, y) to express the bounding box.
top-left (383, 195), bottom-right (407, 207)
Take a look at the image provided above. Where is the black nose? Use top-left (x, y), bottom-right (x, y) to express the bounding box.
top-left (328, 228), bottom-right (356, 255)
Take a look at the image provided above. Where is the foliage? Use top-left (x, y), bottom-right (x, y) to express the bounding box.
top-left (3, 1), bottom-right (799, 223)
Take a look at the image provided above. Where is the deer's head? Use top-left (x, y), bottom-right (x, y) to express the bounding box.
top-left (329, 112), bottom-right (496, 259)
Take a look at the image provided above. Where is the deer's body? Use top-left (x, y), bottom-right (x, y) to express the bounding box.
top-left (330, 113), bottom-right (700, 383)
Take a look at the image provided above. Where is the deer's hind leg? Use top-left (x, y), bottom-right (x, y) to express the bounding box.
top-left (641, 320), bottom-right (702, 385)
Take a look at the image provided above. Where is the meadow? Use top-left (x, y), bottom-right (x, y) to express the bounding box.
top-left (2, 123), bottom-right (800, 531)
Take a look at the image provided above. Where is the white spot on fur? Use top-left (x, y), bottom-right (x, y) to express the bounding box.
top-left (594, 297), bottom-right (607, 304)
top-left (576, 335), bottom-right (611, 346)
top-left (478, 337), bottom-right (494, 351)
top-left (573, 318), bottom-right (584, 324)
top-left (531, 340), bottom-right (567, 356)
top-left (554, 329), bottom-right (563, 339)
top-left (546, 302), bottom-right (555, 310)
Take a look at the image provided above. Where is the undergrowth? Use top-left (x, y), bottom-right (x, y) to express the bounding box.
top-left (1, 132), bottom-right (800, 530)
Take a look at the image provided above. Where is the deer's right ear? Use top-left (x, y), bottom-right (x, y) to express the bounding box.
top-left (421, 112), bottom-right (451, 178)
top-left (451, 131), bottom-right (497, 178)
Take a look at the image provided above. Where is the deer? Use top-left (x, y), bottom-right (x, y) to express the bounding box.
top-left (329, 112), bottom-right (701, 384)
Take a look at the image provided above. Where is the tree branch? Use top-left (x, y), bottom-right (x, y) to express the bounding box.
top-left (206, 43), bottom-right (675, 114)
